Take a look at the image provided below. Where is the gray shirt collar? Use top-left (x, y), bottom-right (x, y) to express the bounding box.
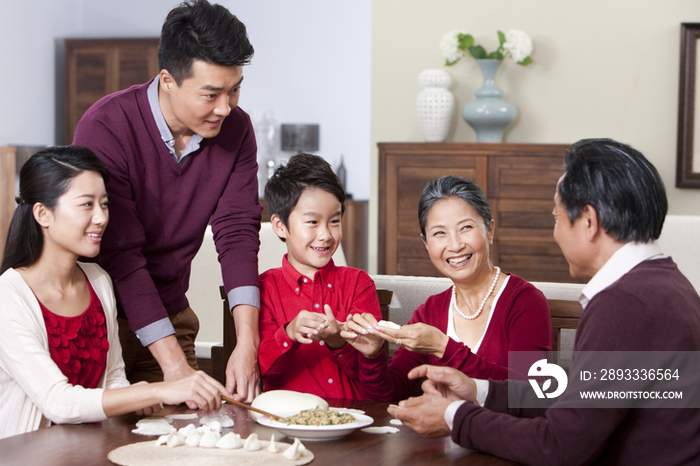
top-left (147, 77), bottom-right (203, 165)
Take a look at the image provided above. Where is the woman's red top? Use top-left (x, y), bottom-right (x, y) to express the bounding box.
top-left (38, 279), bottom-right (109, 388)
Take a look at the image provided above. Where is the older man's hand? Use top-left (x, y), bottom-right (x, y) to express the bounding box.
top-left (388, 394), bottom-right (453, 438)
top-left (408, 364), bottom-right (477, 403)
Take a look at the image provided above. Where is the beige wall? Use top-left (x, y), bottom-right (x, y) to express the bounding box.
top-left (369, 0), bottom-right (700, 273)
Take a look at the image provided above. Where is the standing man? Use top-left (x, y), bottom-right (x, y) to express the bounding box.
top-left (389, 138), bottom-right (700, 465)
top-left (74, 0), bottom-right (262, 402)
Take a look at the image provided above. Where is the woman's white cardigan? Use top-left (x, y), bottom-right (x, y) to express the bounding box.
top-left (0, 262), bottom-right (129, 439)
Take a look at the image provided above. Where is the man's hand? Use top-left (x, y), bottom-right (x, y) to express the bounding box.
top-left (149, 335), bottom-right (198, 409)
top-left (408, 364), bottom-right (478, 403)
top-left (388, 394), bottom-right (452, 438)
top-left (225, 304), bottom-right (261, 402)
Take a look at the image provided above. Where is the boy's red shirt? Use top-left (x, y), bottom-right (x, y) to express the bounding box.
top-left (258, 256), bottom-right (385, 400)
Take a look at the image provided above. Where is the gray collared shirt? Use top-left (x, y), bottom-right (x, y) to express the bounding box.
top-left (147, 77), bottom-right (203, 166)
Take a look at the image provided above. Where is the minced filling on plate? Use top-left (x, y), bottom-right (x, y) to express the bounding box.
top-left (282, 409), bottom-right (356, 426)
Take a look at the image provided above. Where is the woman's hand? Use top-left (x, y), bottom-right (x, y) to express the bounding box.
top-left (342, 313), bottom-right (385, 358)
top-left (155, 371), bottom-right (227, 413)
top-left (369, 323), bottom-right (450, 359)
top-left (132, 381), bottom-right (162, 416)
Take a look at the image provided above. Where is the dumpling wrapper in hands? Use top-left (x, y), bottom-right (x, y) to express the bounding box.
top-left (199, 431), bottom-right (221, 448)
top-left (244, 433), bottom-right (261, 451)
top-left (216, 432), bottom-right (243, 450)
top-left (377, 320), bottom-right (401, 330)
top-left (283, 438), bottom-right (308, 460)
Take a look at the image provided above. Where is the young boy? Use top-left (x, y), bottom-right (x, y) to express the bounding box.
top-left (258, 153), bottom-right (384, 399)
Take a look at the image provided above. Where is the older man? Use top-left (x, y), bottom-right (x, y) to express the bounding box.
top-left (389, 138), bottom-right (700, 465)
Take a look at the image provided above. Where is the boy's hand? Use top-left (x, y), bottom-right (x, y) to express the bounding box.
top-left (285, 310), bottom-right (328, 344)
top-left (341, 312), bottom-right (385, 358)
top-left (317, 304), bottom-right (346, 349)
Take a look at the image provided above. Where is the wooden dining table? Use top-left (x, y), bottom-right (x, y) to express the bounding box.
top-left (0, 399), bottom-right (518, 466)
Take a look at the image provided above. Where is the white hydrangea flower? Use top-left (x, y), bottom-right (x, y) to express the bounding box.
top-left (440, 30), bottom-right (467, 64)
top-left (502, 29), bottom-right (533, 63)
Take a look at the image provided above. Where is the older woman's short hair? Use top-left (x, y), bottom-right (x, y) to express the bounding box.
top-left (418, 175), bottom-right (491, 239)
top-left (558, 138), bottom-right (667, 243)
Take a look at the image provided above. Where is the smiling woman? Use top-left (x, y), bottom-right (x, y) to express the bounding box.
top-left (345, 175), bottom-right (554, 402)
top-left (0, 146), bottom-right (228, 439)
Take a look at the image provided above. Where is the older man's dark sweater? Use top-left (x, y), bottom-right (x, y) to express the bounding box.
top-left (452, 257), bottom-right (700, 466)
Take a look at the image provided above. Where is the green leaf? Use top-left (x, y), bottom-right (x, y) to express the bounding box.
top-left (518, 56), bottom-right (533, 66)
top-left (488, 51), bottom-right (504, 60)
top-left (468, 45), bottom-right (487, 59)
top-left (457, 33), bottom-right (474, 52)
top-left (497, 30), bottom-right (506, 46)
top-left (445, 58), bottom-right (459, 66)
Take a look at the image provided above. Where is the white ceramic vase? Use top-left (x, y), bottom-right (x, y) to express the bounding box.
top-left (416, 69), bottom-right (455, 142)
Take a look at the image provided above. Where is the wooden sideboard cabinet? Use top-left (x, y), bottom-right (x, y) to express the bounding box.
top-left (378, 142), bottom-right (581, 283)
top-left (65, 38), bottom-right (160, 144)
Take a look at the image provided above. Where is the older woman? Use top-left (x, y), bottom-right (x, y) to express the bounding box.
top-left (344, 175), bottom-right (552, 402)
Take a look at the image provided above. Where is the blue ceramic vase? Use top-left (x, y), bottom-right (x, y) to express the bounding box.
top-left (461, 59), bottom-right (517, 142)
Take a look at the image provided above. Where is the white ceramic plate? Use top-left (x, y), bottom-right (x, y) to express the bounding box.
top-left (256, 408), bottom-right (374, 441)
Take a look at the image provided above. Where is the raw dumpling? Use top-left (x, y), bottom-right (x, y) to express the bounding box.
top-left (166, 432), bottom-right (185, 448)
top-left (178, 424), bottom-right (197, 436)
top-left (244, 433), bottom-right (261, 451)
top-left (199, 431), bottom-right (221, 448)
top-left (154, 434), bottom-right (169, 446)
top-left (208, 420), bottom-right (222, 433)
top-left (283, 438), bottom-right (307, 460)
top-left (268, 434), bottom-right (279, 453)
top-left (217, 414), bottom-right (234, 427)
top-left (216, 432), bottom-right (243, 450)
top-left (185, 429), bottom-right (202, 447)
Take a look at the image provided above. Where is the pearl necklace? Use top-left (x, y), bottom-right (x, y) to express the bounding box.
top-left (452, 267), bottom-right (501, 321)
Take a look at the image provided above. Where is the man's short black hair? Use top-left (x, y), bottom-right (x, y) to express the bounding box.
top-left (158, 0), bottom-right (254, 84)
top-left (558, 138), bottom-right (667, 243)
top-left (264, 153), bottom-right (346, 239)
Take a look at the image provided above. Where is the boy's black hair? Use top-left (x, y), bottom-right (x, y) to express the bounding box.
top-left (264, 153), bottom-right (345, 241)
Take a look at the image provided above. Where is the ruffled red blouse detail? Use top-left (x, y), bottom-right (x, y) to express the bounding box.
top-left (39, 280), bottom-right (109, 388)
